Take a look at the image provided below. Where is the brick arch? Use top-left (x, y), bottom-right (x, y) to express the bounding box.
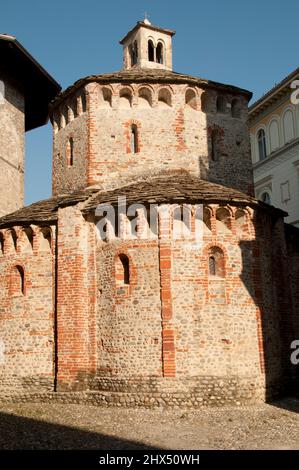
top-left (118, 84), bottom-right (135, 95)
top-left (147, 35), bottom-right (157, 47)
top-left (157, 86), bottom-right (173, 107)
top-left (203, 242), bottom-right (228, 278)
top-left (99, 85), bottom-right (113, 108)
top-left (124, 119), bottom-right (142, 154)
top-left (137, 85), bottom-right (154, 107)
top-left (119, 86), bottom-right (134, 108)
top-left (185, 87), bottom-right (198, 110)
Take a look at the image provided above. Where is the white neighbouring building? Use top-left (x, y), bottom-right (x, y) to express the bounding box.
top-left (249, 67), bottom-right (299, 227)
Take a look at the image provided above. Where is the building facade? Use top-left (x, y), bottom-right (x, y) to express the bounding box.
top-left (0, 34), bottom-right (60, 217)
top-left (0, 21), bottom-right (298, 407)
top-left (249, 68), bottom-right (299, 227)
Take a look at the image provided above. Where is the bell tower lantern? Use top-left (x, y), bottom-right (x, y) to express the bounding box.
top-left (120, 18), bottom-right (175, 71)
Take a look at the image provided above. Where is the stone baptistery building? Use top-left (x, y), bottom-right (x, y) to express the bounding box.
top-left (0, 21), bottom-right (298, 407)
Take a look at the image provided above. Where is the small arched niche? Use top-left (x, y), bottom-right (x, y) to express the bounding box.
top-left (52, 112), bottom-right (60, 132)
top-left (70, 98), bottom-right (78, 119)
top-left (40, 227), bottom-right (52, 251)
top-left (201, 91), bottom-right (213, 113)
top-left (231, 98), bottom-right (241, 118)
top-left (158, 88), bottom-right (172, 107)
top-left (172, 205), bottom-right (191, 239)
top-left (23, 227), bottom-right (34, 252)
top-left (195, 206), bottom-right (212, 235)
top-left (216, 207), bottom-right (231, 233)
top-left (235, 209), bottom-right (248, 236)
top-left (138, 87), bottom-right (152, 108)
top-left (102, 87), bottom-right (112, 108)
top-left (119, 88), bottom-right (132, 108)
top-left (216, 95), bottom-right (227, 113)
top-left (61, 106), bottom-right (68, 127)
top-left (185, 89), bottom-right (197, 110)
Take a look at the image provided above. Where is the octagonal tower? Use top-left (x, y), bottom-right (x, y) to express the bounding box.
top-left (50, 20), bottom-right (253, 197)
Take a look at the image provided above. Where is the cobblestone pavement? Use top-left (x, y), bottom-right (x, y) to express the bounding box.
top-left (0, 397), bottom-right (298, 450)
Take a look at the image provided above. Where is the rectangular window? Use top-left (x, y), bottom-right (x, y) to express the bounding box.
top-left (281, 181), bottom-right (290, 203)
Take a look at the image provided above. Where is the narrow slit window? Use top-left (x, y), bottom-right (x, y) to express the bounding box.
top-left (209, 256), bottom-right (216, 276)
top-left (211, 130), bottom-right (218, 161)
top-left (131, 125), bottom-right (138, 154)
top-left (208, 247), bottom-right (225, 277)
top-left (67, 137), bottom-right (74, 166)
top-left (116, 254), bottom-right (130, 287)
top-left (11, 265), bottom-right (25, 296)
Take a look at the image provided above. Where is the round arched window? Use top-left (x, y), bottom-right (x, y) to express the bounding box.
top-left (261, 192), bottom-right (271, 205)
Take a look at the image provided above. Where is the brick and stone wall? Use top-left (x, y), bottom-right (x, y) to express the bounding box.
top-left (0, 73), bottom-right (24, 217)
top-left (0, 225), bottom-right (55, 391)
top-left (88, 202), bottom-right (289, 402)
top-left (55, 205), bottom-right (97, 391)
top-left (51, 82), bottom-right (252, 196)
top-left (0, 200), bottom-right (296, 405)
top-left (52, 92), bottom-right (88, 195)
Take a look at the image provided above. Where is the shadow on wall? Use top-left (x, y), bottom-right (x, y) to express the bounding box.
top-left (199, 89), bottom-right (299, 405)
top-left (0, 410), bottom-right (159, 450)
top-left (239, 232), bottom-right (298, 405)
top-left (199, 90), bottom-right (253, 195)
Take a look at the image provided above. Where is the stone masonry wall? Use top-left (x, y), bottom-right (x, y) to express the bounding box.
top-left (0, 225), bottom-right (55, 391)
top-left (96, 239), bottom-right (162, 379)
top-left (90, 203), bottom-right (287, 401)
top-left (56, 205), bottom-right (97, 391)
top-left (51, 82), bottom-right (252, 196)
top-left (0, 73), bottom-right (24, 216)
top-left (52, 92), bottom-right (88, 195)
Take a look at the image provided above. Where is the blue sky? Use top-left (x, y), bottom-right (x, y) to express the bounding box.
top-left (1, 0), bottom-right (299, 205)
